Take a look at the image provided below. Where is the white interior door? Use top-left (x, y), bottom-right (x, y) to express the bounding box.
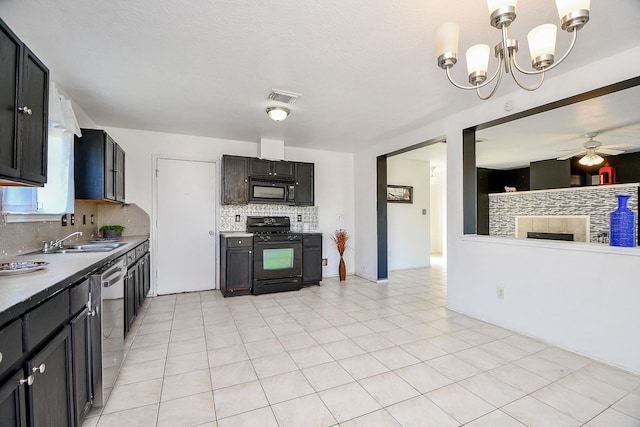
top-left (156, 158), bottom-right (216, 295)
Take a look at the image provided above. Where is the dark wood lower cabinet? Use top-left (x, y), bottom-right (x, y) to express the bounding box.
top-left (26, 325), bottom-right (74, 427)
top-left (124, 266), bottom-right (137, 336)
top-left (302, 234), bottom-right (322, 286)
top-left (220, 235), bottom-right (253, 297)
top-left (70, 307), bottom-right (92, 426)
top-left (0, 370), bottom-right (28, 427)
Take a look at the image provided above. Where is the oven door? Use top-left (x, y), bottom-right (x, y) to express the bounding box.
top-left (253, 239), bottom-right (303, 283)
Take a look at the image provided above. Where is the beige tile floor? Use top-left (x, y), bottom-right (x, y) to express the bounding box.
top-left (83, 260), bottom-right (640, 427)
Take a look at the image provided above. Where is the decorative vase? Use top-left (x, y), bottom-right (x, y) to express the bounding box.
top-left (338, 256), bottom-right (346, 281)
top-left (610, 194), bottom-right (636, 247)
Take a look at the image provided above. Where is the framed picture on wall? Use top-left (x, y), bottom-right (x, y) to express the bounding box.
top-left (387, 185), bottom-right (413, 203)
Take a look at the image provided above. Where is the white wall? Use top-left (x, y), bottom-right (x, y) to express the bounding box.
top-left (430, 170), bottom-right (444, 255)
top-left (99, 127), bottom-right (355, 278)
top-left (387, 157), bottom-right (430, 270)
top-left (354, 45), bottom-right (640, 373)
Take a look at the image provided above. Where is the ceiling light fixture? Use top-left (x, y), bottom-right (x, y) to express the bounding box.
top-left (266, 106), bottom-right (290, 122)
top-left (434, 0), bottom-right (590, 100)
top-left (578, 149), bottom-right (604, 166)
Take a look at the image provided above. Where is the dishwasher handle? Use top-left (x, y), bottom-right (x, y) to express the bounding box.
top-left (102, 262), bottom-right (125, 288)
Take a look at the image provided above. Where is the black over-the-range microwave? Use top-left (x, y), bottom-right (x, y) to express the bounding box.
top-left (248, 176), bottom-right (296, 204)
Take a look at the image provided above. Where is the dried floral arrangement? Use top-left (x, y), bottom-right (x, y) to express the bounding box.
top-left (331, 229), bottom-right (349, 256)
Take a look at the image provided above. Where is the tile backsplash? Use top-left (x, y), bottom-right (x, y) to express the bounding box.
top-left (489, 184), bottom-right (639, 243)
top-left (220, 204), bottom-right (319, 232)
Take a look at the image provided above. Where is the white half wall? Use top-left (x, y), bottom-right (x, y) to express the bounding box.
top-left (387, 157), bottom-right (430, 270)
top-left (354, 45), bottom-right (640, 373)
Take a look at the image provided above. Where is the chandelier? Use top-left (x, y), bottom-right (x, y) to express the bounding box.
top-left (434, 0), bottom-right (590, 100)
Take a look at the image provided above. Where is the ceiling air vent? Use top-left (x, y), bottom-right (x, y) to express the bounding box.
top-left (267, 89), bottom-right (302, 105)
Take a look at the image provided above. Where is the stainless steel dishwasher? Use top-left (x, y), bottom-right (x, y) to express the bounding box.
top-left (90, 257), bottom-right (126, 407)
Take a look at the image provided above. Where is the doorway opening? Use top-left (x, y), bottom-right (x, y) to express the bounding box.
top-left (376, 138), bottom-right (447, 281)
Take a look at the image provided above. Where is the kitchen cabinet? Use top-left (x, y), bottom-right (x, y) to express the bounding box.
top-left (124, 241), bottom-right (150, 335)
top-left (221, 155), bottom-right (248, 205)
top-left (0, 370), bottom-right (28, 426)
top-left (295, 162), bottom-right (314, 206)
top-left (302, 234), bottom-right (322, 286)
top-left (0, 18), bottom-right (49, 186)
top-left (124, 262), bottom-right (137, 336)
top-left (26, 326), bottom-right (74, 426)
top-left (69, 279), bottom-right (93, 426)
top-left (220, 235), bottom-right (253, 296)
top-left (249, 158), bottom-right (294, 178)
top-left (74, 129), bottom-right (125, 203)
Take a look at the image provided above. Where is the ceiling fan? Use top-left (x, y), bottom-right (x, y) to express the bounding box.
top-left (557, 132), bottom-right (628, 166)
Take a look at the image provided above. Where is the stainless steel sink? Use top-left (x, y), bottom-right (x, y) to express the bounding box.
top-left (34, 242), bottom-right (125, 254)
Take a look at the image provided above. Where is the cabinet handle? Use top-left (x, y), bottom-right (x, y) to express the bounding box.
top-left (248, 250), bottom-right (252, 254)
top-left (0, 351), bottom-right (2, 363)
top-left (33, 363), bottom-right (46, 374)
top-left (19, 375), bottom-right (34, 386)
top-left (18, 106), bottom-right (33, 115)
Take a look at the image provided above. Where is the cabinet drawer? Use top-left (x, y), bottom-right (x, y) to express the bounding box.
top-left (226, 237), bottom-right (252, 248)
top-left (126, 249), bottom-right (136, 266)
top-left (135, 244), bottom-right (145, 260)
top-left (69, 279), bottom-right (90, 315)
top-left (0, 319), bottom-right (23, 378)
top-left (303, 235), bottom-right (322, 247)
top-left (23, 290), bottom-right (70, 352)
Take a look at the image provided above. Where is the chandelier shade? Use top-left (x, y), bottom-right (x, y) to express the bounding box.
top-left (434, 0), bottom-right (590, 100)
top-left (266, 106), bottom-right (290, 121)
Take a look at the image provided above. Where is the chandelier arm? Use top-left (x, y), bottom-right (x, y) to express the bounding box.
top-left (511, 29), bottom-right (579, 75)
top-left (509, 56), bottom-right (545, 91)
top-left (445, 56), bottom-right (503, 91)
top-left (476, 57), bottom-right (506, 100)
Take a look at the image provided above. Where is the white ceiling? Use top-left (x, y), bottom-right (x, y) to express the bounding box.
top-left (1, 1), bottom-right (640, 155)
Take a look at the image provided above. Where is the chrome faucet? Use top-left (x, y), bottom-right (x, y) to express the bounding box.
top-left (45, 231), bottom-right (83, 251)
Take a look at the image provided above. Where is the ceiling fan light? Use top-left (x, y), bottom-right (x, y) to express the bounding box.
top-left (266, 106), bottom-right (290, 121)
top-left (579, 152), bottom-right (604, 166)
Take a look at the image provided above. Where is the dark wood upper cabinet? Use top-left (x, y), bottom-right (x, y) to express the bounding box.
top-left (0, 18), bottom-right (49, 186)
top-left (74, 129), bottom-right (126, 203)
top-left (221, 155), bottom-right (248, 205)
top-left (249, 158), bottom-right (294, 178)
top-left (295, 162), bottom-right (314, 206)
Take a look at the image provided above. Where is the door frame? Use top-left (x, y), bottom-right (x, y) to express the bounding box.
top-left (151, 154), bottom-right (220, 296)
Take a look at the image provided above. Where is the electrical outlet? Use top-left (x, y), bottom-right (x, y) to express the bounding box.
top-left (70, 214), bottom-right (75, 226)
top-left (235, 214), bottom-right (241, 222)
top-left (297, 215), bottom-right (302, 222)
top-left (497, 286), bottom-right (505, 300)
top-left (90, 214), bottom-right (94, 224)
top-left (61, 214), bottom-right (68, 226)
top-left (322, 258), bottom-right (328, 266)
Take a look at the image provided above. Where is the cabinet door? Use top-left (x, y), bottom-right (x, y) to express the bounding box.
top-left (226, 249), bottom-right (253, 292)
top-left (302, 236), bottom-right (322, 284)
top-left (70, 308), bottom-right (91, 426)
top-left (272, 161), bottom-right (294, 178)
top-left (114, 143), bottom-right (125, 202)
top-left (0, 370), bottom-right (28, 427)
top-left (141, 253), bottom-right (151, 302)
top-left (248, 158), bottom-right (271, 176)
top-left (295, 162), bottom-right (314, 206)
top-left (0, 20), bottom-right (21, 179)
top-left (221, 155), bottom-right (248, 204)
top-left (26, 326), bottom-right (74, 427)
top-left (18, 47), bottom-right (48, 185)
top-left (124, 267), bottom-right (137, 336)
top-left (105, 136), bottom-right (115, 200)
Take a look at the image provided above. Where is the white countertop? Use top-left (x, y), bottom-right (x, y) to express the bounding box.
top-left (0, 235), bottom-right (149, 325)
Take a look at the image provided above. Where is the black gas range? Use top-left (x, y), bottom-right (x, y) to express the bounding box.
top-left (247, 216), bottom-right (303, 294)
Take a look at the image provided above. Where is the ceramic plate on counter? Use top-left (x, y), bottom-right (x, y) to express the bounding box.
top-left (0, 261), bottom-right (49, 275)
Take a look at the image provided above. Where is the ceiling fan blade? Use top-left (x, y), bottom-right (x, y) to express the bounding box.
top-left (597, 148), bottom-right (625, 156)
top-left (557, 149), bottom-right (586, 160)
